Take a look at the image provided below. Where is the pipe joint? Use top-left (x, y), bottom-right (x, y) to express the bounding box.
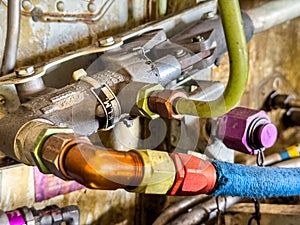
top-left (169, 153), bottom-right (217, 196)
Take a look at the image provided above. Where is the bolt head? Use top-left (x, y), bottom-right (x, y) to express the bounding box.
top-left (99, 37), bottom-right (115, 47)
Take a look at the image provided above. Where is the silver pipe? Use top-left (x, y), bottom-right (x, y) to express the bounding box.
top-left (1, 0), bottom-right (21, 76)
top-left (247, 0), bottom-right (300, 34)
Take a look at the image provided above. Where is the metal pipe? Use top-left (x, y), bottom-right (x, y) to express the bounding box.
top-left (167, 196), bottom-right (240, 225)
top-left (57, 143), bottom-right (144, 190)
top-left (1, 0), bottom-right (21, 76)
top-left (174, 0), bottom-right (249, 118)
top-left (152, 195), bottom-right (211, 225)
top-left (247, 0), bottom-right (300, 34)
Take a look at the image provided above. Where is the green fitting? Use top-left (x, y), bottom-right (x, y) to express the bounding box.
top-left (31, 128), bottom-right (74, 173)
top-left (130, 150), bottom-right (176, 194)
top-left (14, 120), bottom-right (73, 173)
top-left (175, 0), bottom-right (249, 118)
top-left (137, 84), bottom-right (164, 119)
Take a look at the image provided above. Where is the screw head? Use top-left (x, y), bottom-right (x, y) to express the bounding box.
top-left (16, 66), bottom-right (35, 77)
top-left (22, 0), bottom-right (32, 10)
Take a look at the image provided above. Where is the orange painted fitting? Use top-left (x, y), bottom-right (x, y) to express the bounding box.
top-left (168, 153), bottom-right (217, 196)
top-left (62, 144), bottom-right (144, 190)
top-left (148, 90), bottom-right (187, 120)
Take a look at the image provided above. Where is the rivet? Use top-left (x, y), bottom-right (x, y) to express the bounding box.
top-left (56, 1), bottom-right (65, 12)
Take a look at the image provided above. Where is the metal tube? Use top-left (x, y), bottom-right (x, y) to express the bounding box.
top-left (175, 0), bottom-right (249, 118)
top-left (152, 195), bottom-right (211, 225)
top-left (62, 143), bottom-right (144, 190)
top-left (167, 196), bottom-right (240, 225)
top-left (1, 0), bottom-right (21, 76)
top-left (247, 0), bottom-right (300, 34)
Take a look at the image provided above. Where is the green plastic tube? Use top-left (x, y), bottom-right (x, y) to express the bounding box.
top-left (175, 0), bottom-right (249, 118)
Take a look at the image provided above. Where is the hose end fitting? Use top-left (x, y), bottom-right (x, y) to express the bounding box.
top-left (148, 89), bottom-right (187, 120)
top-left (168, 153), bottom-right (217, 196)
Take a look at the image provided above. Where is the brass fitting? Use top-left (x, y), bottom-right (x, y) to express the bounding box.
top-left (130, 150), bottom-right (176, 194)
top-left (14, 119), bottom-right (74, 173)
top-left (41, 133), bottom-right (91, 179)
top-left (148, 89), bottom-right (187, 120)
top-left (136, 84), bottom-right (164, 119)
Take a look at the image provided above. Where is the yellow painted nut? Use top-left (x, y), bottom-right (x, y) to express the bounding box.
top-left (31, 127), bottom-right (74, 174)
top-left (15, 120), bottom-right (74, 174)
top-left (136, 84), bottom-right (164, 119)
top-left (131, 150), bottom-right (176, 194)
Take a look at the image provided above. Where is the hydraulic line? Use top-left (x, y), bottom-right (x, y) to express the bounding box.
top-left (152, 195), bottom-right (211, 225)
top-left (1, 0), bottom-right (21, 76)
top-left (160, 151), bottom-right (300, 225)
top-left (39, 132), bottom-right (300, 199)
top-left (211, 160), bottom-right (300, 198)
top-left (174, 0), bottom-right (249, 118)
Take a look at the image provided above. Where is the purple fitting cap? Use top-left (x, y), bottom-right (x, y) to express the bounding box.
top-left (217, 107), bottom-right (278, 155)
top-left (256, 123), bottom-right (278, 148)
top-left (6, 210), bottom-right (26, 225)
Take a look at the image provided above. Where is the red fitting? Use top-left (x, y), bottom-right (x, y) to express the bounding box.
top-left (168, 153), bottom-right (217, 196)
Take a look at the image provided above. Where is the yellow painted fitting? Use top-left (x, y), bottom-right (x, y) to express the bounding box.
top-left (136, 84), bottom-right (164, 119)
top-left (130, 150), bottom-right (176, 194)
top-left (14, 119), bottom-right (73, 173)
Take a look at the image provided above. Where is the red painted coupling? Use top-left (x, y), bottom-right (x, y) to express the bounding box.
top-left (148, 90), bottom-right (187, 120)
top-left (168, 153), bottom-right (217, 196)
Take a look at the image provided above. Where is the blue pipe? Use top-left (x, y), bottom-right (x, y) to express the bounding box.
top-left (211, 160), bottom-right (300, 198)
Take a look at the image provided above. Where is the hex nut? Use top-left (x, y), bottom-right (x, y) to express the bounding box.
top-left (217, 107), bottom-right (276, 155)
top-left (31, 128), bottom-right (74, 174)
top-left (149, 90), bottom-right (187, 120)
top-left (136, 84), bottom-right (164, 119)
top-left (41, 133), bottom-right (91, 179)
top-left (14, 120), bottom-right (74, 172)
top-left (41, 133), bottom-right (77, 179)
